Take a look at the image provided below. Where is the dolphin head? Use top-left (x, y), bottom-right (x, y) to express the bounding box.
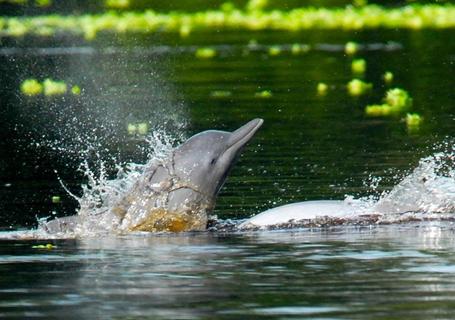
top-left (168, 118), bottom-right (263, 212)
top-left (43, 119), bottom-right (264, 234)
top-left (125, 118), bottom-right (263, 232)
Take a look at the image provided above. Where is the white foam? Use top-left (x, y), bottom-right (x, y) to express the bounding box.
top-left (3, 140), bottom-right (453, 238)
top-left (239, 143), bottom-right (454, 230)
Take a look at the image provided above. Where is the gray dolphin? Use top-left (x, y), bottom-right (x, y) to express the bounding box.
top-left (239, 153), bottom-right (455, 230)
top-left (43, 118), bottom-right (263, 234)
top-left (238, 200), bottom-right (367, 229)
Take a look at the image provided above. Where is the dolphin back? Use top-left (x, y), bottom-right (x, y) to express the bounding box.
top-left (239, 200), bottom-right (363, 229)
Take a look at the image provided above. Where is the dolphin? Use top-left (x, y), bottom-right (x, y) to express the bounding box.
top-left (238, 200), bottom-right (372, 230)
top-left (238, 153), bottom-right (455, 230)
top-left (42, 118), bottom-right (263, 234)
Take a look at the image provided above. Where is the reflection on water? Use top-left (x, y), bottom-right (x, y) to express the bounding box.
top-left (2, 223), bottom-right (455, 319)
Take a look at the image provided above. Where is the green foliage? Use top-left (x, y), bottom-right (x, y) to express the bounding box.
top-left (43, 78), bottom-right (67, 96)
top-left (246, 0), bottom-right (268, 12)
top-left (345, 41), bottom-right (359, 55)
top-left (71, 85), bottom-right (81, 95)
top-left (255, 90), bottom-right (272, 98)
top-left (365, 88), bottom-right (413, 116)
top-left (0, 0), bottom-right (51, 7)
top-left (383, 71), bottom-right (394, 84)
top-left (32, 243), bottom-right (56, 249)
top-left (406, 113), bottom-right (423, 127)
top-left (317, 82), bottom-right (328, 96)
top-left (127, 122), bottom-right (149, 136)
top-left (347, 79), bottom-right (372, 96)
top-left (2, 5), bottom-right (455, 40)
top-left (268, 46), bottom-right (281, 56)
top-left (385, 88), bottom-right (413, 109)
top-left (35, 0), bottom-right (50, 7)
top-left (291, 43), bottom-right (310, 55)
top-left (105, 0), bottom-right (130, 9)
top-left (20, 78), bottom-right (80, 97)
top-left (365, 104), bottom-right (393, 116)
top-left (351, 59), bottom-right (366, 74)
top-left (20, 79), bottom-right (43, 96)
top-left (195, 47), bottom-right (216, 59)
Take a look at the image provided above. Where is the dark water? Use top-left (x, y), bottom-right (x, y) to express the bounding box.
top-left (0, 17), bottom-right (454, 319)
top-left (0, 30), bottom-right (454, 228)
top-left (2, 223), bottom-right (455, 319)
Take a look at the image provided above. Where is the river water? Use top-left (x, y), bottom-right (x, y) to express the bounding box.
top-left (1, 30), bottom-right (454, 227)
top-left (0, 11), bottom-right (454, 319)
top-left (2, 223), bottom-right (455, 319)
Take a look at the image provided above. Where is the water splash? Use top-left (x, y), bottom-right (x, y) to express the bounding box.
top-left (58, 128), bottom-right (184, 235)
top-left (234, 142), bottom-right (455, 231)
top-left (374, 150), bottom-right (454, 215)
top-left (2, 140), bottom-right (454, 238)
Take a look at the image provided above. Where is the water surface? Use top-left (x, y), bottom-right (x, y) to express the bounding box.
top-left (1, 30), bottom-right (453, 228)
top-left (2, 223), bottom-right (455, 319)
top-left (0, 12), bottom-right (454, 319)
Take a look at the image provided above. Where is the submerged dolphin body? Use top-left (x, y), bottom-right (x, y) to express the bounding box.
top-left (239, 153), bottom-right (455, 230)
top-left (238, 189), bottom-right (421, 230)
top-left (43, 119), bottom-right (263, 234)
top-left (238, 200), bottom-right (370, 229)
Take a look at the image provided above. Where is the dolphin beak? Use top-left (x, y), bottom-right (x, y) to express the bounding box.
top-left (227, 118), bottom-right (264, 151)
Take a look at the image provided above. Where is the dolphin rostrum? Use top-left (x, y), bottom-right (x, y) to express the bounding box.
top-left (42, 118), bottom-right (263, 234)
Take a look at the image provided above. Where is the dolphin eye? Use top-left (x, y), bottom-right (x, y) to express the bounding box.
top-left (210, 158), bottom-right (217, 165)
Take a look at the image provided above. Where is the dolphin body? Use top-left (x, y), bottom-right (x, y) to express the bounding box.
top-left (238, 156), bottom-right (455, 230)
top-left (238, 200), bottom-right (373, 230)
top-left (237, 186), bottom-right (419, 230)
top-left (42, 119), bottom-right (264, 234)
